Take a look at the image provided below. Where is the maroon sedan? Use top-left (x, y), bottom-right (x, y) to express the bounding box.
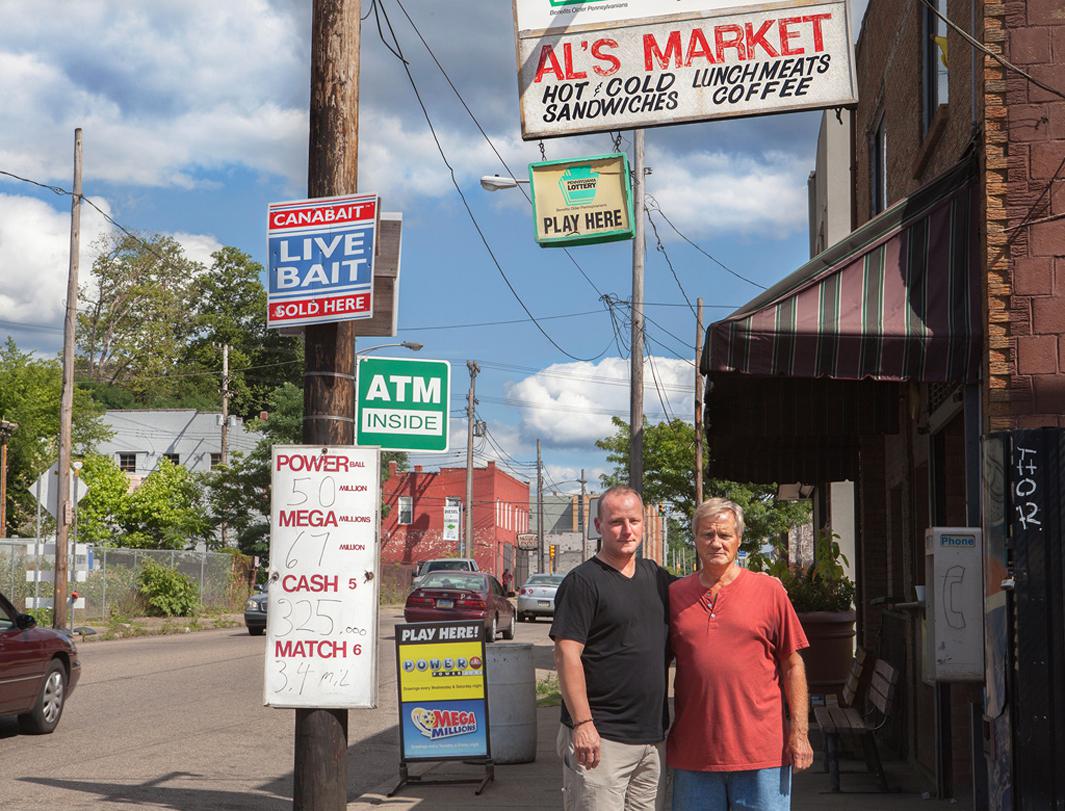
top-left (0, 591), bottom-right (80, 734)
top-left (404, 571), bottom-right (516, 642)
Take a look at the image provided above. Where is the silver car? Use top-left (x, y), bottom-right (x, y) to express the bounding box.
top-left (516, 574), bottom-right (565, 622)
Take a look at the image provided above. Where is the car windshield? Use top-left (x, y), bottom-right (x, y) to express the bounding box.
top-left (425, 561), bottom-right (471, 572)
top-left (419, 573), bottom-right (485, 592)
top-left (525, 575), bottom-right (564, 586)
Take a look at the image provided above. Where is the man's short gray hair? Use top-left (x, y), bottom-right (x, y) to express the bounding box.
top-left (597, 485), bottom-right (643, 519)
top-left (693, 498), bottom-right (745, 537)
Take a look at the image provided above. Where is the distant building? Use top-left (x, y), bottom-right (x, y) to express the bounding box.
top-left (380, 460), bottom-right (529, 578)
top-left (97, 409), bottom-right (260, 486)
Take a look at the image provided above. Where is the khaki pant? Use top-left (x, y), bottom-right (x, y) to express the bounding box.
top-left (556, 724), bottom-right (665, 811)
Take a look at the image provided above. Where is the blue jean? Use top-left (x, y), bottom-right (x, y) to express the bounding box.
top-left (671, 766), bottom-right (792, 811)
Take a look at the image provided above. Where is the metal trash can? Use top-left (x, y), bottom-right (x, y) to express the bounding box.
top-left (487, 643), bottom-right (536, 763)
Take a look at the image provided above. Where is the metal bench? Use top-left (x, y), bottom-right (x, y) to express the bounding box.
top-left (813, 658), bottom-right (899, 792)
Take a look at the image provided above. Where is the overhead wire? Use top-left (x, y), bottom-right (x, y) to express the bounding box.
top-left (646, 211), bottom-right (697, 317)
top-left (374, 0), bottom-right (611, 363)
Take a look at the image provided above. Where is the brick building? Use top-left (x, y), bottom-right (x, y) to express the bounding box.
top-left (701, 1), bottom-right (1065, 807)
top-left (380, 460), bottom-right (529, 578)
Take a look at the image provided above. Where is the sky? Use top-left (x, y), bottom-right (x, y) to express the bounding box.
top-left (0, 0), bottom-right (870, 494)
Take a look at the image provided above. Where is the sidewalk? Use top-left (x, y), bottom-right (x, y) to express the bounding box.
top-left (348, 710), bottom-right (963, 810)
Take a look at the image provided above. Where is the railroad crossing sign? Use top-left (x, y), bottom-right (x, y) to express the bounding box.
top-left (356, 357), bottom-right (450, 453)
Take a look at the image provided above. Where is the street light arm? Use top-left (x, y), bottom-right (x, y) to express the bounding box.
top-left (479, 175), bottom-right (530, 192)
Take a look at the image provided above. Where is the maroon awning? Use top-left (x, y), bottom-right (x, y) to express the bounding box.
top-left (705, 159), bottom-right (980, 384)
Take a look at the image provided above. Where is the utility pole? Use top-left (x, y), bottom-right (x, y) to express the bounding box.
top-left (536, 439), bottom-right (545, 574)
top-left (464, 361), bottom-right (479, 560)
top-left (579, 468), bottom-right (589, 562)
top-left (629, 129), bottom-right (645, 495)
top-left (694, 297), bottom-right (705, 506)
top-left (219, 343), bottom-right (230, 547)
top-left (54, 128), bottom-right (82, 631)
top-left (0, 420), bottom-right (16, 538)
top-left (296, 3), bottom-right (360, 808)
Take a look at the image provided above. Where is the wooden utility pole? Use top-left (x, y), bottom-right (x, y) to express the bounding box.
top-left (536, 439), bottom-right (545, 573)
top-left (54, 128), bottom-right (82, 631)
top-left (629, 129), bottom-right (645, 495)
top-left (694, 297), bottom-right (705, 506)
top-left (579, 468), bottom-right (589, 562)
top-left (464, 361), bottom-right (479, 559)
top-left (295, 2), bottom-right (360, 808)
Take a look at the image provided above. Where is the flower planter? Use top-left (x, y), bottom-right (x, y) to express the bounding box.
top-left (796, 610), bottom-right (856, 694)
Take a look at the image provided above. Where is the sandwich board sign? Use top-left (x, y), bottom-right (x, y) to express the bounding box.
top-left (267, 193), bottom-right (379, 329)
top-left (356, 357), bottom-right (451, 453)
top-left (530, 153), bottom-right (634, 247)
top-left (512, 0), bottom-right (858, 139)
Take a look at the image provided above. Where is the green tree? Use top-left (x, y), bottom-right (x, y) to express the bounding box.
top-left (595, 416), bottom-right (810, 557)
top-left (0, 339), bottom-right (109, 534)
top-left (77, 453), bottom-right (130, 545)
top-left (121, 458), bottom-right (210, 549)
top-left (77, 233), bottom-right (202, 402)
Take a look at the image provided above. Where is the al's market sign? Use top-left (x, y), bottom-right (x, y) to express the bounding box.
top-left (530, 153), bottom-right (634, 247)
top-left (513, 0), bottom-right (857, 139)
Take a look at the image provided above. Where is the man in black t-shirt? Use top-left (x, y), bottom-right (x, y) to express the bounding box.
top-left (551, 485), bottom-right (673, 810)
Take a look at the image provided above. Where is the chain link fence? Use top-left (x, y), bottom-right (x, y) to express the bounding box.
top-left (0, 540), bottom-right (253, 619)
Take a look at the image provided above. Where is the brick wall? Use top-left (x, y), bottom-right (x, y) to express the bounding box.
top-left (987, 0), bottom-right (1065, 429)
top-left (854, 0), bottom-right (979, 228)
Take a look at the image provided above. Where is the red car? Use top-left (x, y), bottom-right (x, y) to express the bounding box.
top-left (404, 571), bottom-right (516, 642)
top-left (0, 591), bottom-right (81, 734)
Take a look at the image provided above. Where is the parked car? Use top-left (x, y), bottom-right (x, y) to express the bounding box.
top-left (404, 571), bottom-right (515, 641)
top-left (244, 587), bottom-right (267, 636)
top-left (411, 558), bottom-right (479, 589)
top-left (516, 574), bottom-right (565, 622)
top-left (0, 591), bottom-right (81, 734)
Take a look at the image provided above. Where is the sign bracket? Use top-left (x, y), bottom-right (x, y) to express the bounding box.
top-left (389, 759), bottom-right (495, 797)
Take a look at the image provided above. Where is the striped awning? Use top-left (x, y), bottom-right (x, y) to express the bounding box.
top-left (705, 159), bottom-right (980, 384)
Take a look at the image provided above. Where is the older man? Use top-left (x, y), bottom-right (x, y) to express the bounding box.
top-left (551, 485), bottom-right (673, 810)
top-left (667, 498), bottom-right (812, 811)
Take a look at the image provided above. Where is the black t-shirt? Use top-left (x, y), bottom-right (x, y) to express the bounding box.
top-left (550, 556), bottom-right (673, 745)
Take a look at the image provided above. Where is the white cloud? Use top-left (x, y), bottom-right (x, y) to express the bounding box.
top-left (543, 464), bottom-right (609, 494)
top-left (0, 193), bottom-right (111, 329)
top-left (172, 232), bottom-right (224, 268)
top-left (647, 146), bottom-right (810, 238)
top-left (505, 356), bottom-right (694, 447)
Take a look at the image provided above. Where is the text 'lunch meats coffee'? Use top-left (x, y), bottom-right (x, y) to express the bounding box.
top-left (515, 1), bottom-right (856, 139)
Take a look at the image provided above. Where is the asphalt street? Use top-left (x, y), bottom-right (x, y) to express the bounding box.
top-left (0, 607), bottom-right (556, 810)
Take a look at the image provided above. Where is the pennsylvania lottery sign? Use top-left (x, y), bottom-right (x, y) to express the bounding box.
top-left (267, 193), bottom-right (379, 329)
top-left (513, 0), bottom-right (857, 139)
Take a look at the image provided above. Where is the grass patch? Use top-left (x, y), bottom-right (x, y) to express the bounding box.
top-left (536, 673), bottom-right (562, 707)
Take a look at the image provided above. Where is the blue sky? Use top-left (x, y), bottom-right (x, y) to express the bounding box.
top-left (0, 0), bottom-right (868, 491)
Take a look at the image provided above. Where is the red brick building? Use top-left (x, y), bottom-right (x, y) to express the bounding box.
top-left (702, 1), bottom-right (1065, 806)
top-left (380, 460), bottom-right (530, 577)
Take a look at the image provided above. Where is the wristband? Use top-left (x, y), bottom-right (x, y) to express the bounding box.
top-left (572, 719), bottom-right (593, 728)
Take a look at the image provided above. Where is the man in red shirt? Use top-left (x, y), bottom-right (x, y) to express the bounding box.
top-left (667, 498), bottom-right (813, 810)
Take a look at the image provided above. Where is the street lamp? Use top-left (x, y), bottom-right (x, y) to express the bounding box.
top-left (357, 341), bottom-right (423, 355)
top-left (479, 175), bottom-right (529, 192)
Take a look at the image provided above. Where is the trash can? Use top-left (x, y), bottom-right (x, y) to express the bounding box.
top-left (487, 643), bottom-right (536, 763)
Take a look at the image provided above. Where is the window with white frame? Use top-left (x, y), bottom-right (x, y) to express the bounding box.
top-left (118, 452), bottom-right (136, 473)
top-left (398, 496), bottom-right (413, 525)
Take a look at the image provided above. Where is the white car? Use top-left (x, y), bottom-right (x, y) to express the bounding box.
top-left (516, 574), bottom-right (565, 622)
top-left (411, 558), bottom-right (479, 589)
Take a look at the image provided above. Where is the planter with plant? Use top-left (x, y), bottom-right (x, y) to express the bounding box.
top-left (769, 529), bottom-right (856, 691)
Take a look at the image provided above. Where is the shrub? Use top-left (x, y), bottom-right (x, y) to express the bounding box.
top-left (137, 559), bottom-right (200, 616)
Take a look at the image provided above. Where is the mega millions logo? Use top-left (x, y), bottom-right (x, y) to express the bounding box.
top-left (559, 166), bottom-right (600, 207)
top-left (410, 707), bottom-right (480, 740)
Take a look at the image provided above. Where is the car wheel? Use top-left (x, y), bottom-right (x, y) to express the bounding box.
top-left (502, 611), bottom-right (516, 640)
top-left (485, 614), bottom-right (497, 643)
top-left (248, 626), bottom-right (265, 636)
top-left (516, 612), bottom-right (526, 623)
top-left (18, 660), bottom-right (66, 735)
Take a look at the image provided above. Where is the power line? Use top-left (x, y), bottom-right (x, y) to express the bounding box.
top-left (390, 0), bottom-right (607, 301)
top-left (645, 194), bottom-right (766, 290)
top-left (374, 1), bottom-right (610, 363)
top-left (647, 210), bottom-right (697, 317)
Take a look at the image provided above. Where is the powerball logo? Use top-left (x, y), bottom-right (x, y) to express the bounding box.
top-left (411, 707), bottom-right (479, 740)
